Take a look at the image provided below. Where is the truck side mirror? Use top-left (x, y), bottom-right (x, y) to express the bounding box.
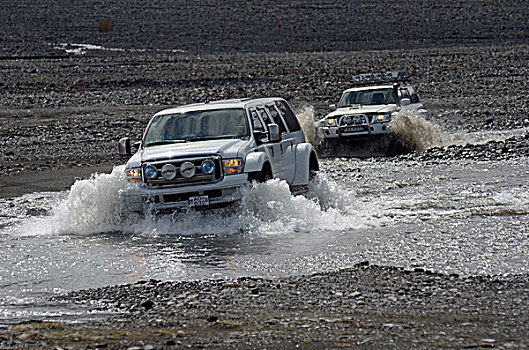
top-left (329, 104), bottom-right (337, 112)
top-left (118, 137), bottom-right (132, 157)
top-left (268, 123), bottom-right (281, 143)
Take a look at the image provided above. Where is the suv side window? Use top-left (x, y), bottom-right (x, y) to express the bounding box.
top-left (407, 86), bottom-right (420, 104)
top-left (266, 104), bottom-right (287, 133)
top-left (398, 88), bottom-right (411, 101)
top-left (275, 100), bottom-right (301, 132)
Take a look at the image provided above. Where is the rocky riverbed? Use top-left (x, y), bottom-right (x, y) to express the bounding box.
top-left (1, 263), bottom-right (528, 349)
top-left (2, 0), bottom-right (529, 348)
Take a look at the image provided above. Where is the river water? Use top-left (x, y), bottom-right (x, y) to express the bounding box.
top-left (1, 116), bottom-right (529, 324)
top-left (1, 156), bottom-right (528, 325)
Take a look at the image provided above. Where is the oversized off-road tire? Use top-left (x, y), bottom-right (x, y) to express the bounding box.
top-left (309, 152), bottom-right (320, 181)
top-left (247, 163), bottom-right (272, 183)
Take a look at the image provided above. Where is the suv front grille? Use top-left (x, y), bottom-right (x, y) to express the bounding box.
top-left (144, 156), bottom-right (223, 187)
top-left (339, 114), bottom-right (368, 126)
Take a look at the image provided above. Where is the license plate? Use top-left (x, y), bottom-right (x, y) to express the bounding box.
top-left (188, 195), bottom-right (210, 207)
top-left (342, 126), bottom-right (366, 133)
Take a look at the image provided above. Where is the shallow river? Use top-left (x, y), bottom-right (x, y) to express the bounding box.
top-left (1, 154), bottom-right (529, 325)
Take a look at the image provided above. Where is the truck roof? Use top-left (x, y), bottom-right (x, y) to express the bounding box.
top-left (154, 97), bottom-right (283, 116)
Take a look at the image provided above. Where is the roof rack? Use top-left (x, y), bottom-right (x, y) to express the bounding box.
top-left (351, 71), bottom-right (409, 86)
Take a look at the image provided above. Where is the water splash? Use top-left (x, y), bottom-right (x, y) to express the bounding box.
top-left (8, 169), bottom-right (371, 237)
top-left (389, 110), bottom-right (529, 152)
top-left (51, 166), bottom-right (131, 235)
top-left (388, 111), bottom-right (445, 151)
top-left (295, 105), bottom-right (320, 147)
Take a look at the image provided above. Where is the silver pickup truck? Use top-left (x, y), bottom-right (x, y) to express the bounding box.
top-left (118, 97), bottom-right (319, 212)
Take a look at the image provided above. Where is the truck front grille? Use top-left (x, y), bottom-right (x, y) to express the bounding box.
top-left (144, 156), bottom-right (223, 187)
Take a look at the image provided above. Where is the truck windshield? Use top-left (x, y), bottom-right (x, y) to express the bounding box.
top-left (144, 108), bottom-right (249, 146)
top-left (338, 88), bottom-right (396, 107)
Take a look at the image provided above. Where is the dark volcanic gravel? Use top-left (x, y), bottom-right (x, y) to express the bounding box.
top-left (2, 45), bottom-right (529, 184)
top-left (2, 0), bottom-right (529, 56)
top-left (2, 264), bottom-right (527, 349)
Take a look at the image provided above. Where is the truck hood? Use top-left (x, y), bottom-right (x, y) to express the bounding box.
top-left (140, 139), bottom-right (248, 163)
top-left (325, 105), bottom-right (397, 118)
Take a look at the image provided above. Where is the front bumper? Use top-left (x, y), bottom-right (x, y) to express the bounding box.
top-left (318, 122), bottom-right (390, 139)
top-left (124, 173), bottom-right (248, 212)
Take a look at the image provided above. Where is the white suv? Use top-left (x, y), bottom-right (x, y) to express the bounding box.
top-left (118, 97), bottom-right (319, 212)
top-left (317, 72), bottom-right (427, 141)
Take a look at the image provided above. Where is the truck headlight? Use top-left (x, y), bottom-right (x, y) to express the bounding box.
top-left (143, 165), bottom-right (158, 180)
top-left (223, 158), bottom-right (244, 175)
top-left (201, 159), bottom-right (215, 175)
top-left (126, 168), bottom-right (142, 183)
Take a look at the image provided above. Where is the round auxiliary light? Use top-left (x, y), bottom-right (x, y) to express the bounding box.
top-left (180, 161), bottom-right (196, 179)
top-left (161, 164), bottom-right (177, 180)
top-left (144, 165), bottom-right (158, 180)
top-left (342, 115), bottom-right (352, 125)
top-left (201, 159), bottom-right (215, 175)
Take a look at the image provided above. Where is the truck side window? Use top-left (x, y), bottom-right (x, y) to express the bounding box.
top-left (257, 107), bottom-right (272, 126)
top-left (266, 105), bottom-right (287, 133)
top-left (275, 100), bottom-right (301, 132)
top-left (250, 109), bottom-right (265, 132)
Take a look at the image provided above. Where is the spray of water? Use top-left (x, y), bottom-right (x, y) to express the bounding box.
top-left (51, 166), bottom-right (132, 235)
top-left (33, 168), bottom-right (371, 237)
top-left (388, 111), bottom-right (445, 151)
top-left (299, 105), bottom-right (527, 154)
top-left (295, 105), bottom-right (321, 147)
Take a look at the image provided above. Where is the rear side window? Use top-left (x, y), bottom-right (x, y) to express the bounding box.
top-left (275, 100), bottom-right (301, 132)
top-left (398, 88), bottom-right (411, 100)
top-left (250, 109), bottom-right (265, 132)
top-left (256, 107), bottom-right (272, 126)
top-left (266, 105), bottom-right (287, 133)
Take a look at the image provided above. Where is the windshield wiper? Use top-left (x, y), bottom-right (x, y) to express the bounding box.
top-left (146, 140), bottom-right (187, 147)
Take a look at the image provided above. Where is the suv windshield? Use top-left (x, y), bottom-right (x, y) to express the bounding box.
top-left (338, 88), bottom-right (396, 107)
top-left (144, 108), bottom-right (249, 146)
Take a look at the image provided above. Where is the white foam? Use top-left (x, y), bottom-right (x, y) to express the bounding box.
top-left (50, 166), bottom-right (131, 235)
top-left (3, 167), bottom-right (374, 237)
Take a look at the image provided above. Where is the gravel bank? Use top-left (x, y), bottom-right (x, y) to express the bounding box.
top-left (2, 0), bottom-right (529, 56)
top-left (2, 45), bottom-right (529, 197)
top-left (2, 264), bottom-right (528, 349)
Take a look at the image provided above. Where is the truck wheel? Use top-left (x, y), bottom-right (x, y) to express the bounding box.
top-left (247, 163), bottom-right (272, 183)
top-left (309, 152), bottom-right (319, 181)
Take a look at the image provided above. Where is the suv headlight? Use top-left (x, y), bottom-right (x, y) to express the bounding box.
top-left (374, 113), bottom-right (391, 122)
top-left (324, 118), bottom-right (336, 127)
top-left (223, 158), bottom-right (244, 175)
top-left (126, 168), bottom-right (142, 183)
